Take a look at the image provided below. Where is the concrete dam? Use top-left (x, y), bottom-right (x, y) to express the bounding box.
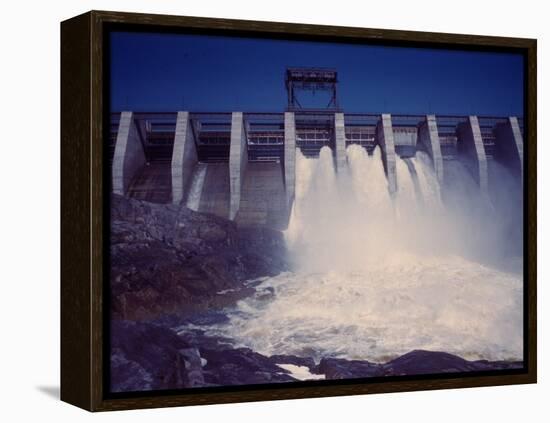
top-left (108, 68), bottom-right (525, 365)
top-left (110, 69), bottom-right (523, 230)
top-left (110, 110), bottom-right (523, 229)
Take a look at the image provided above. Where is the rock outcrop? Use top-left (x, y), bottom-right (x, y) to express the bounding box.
top-left (318, 358), bottom-right (384, 379)
top-left (110, 321), bottom-right (205, 392)
top-left (110, 195), bottom-right (287, 321)
top-left (110, 322), bottom-right (297, 392)
top-left (110, 322), bottom-right (523, 393)
top-left (317, 350), bottom-right (523, 379)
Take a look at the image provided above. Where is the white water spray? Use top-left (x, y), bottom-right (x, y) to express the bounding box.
top-left (201, 145), bottom-right (523, 363)
top-left (186, 163), bottom-right (207, 211)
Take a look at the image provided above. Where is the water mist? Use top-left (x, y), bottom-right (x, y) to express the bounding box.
top-left (200, 145), bottom-right (523, 364)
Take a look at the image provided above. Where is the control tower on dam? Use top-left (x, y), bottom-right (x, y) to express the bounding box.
top-left (109, 68), bottom-right (524, 230)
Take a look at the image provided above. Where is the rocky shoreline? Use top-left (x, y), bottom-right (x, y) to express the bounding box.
top-left (109, 195), bottom-right (522, 393)
top-left (111, 320), bottom-right (522, 392)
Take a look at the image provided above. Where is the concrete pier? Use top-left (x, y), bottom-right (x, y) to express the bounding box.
top-left (229, 112), bottom-right (248, 220)
top-left (495, 116), bottom-right (524, 181)
top-left (112, 111), bottom-right (146, 195)
top-left (284, 112), bottom-right (296, 208)
top-left (458, 116), bottom-right (488, 196)
top-left (376, 114), bottom-right (397, 194)
top-left (334, 113), bottom-right (347, 172)
top-left (418, 114), bottom-right (444, 185)
top-left (171, 111), bottom-right (198, 204)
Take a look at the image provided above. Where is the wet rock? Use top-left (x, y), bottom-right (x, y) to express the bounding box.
top-left (384, 350), bottom-right (483, 375)
top-left (471, 359), bottom-right (523, 370)
top-left (200, 347), bottom-right (297, 386)
top-left (110, 320), bottom-right (206, 392)
top-left (236, 226), bottom-right (289, 278)
top-left (176, 328), bottom-right (235, 351)
top-left (175, 328), bottom-right (316, 385)
top-left (254, 286), bottom-right (276, 301)
top-left (164, 310), bottom-right (231, 327)
top-left (111, 321), bottom-right (524, 391)
top-left (314, 351), bottom-right (523, 380)
top-left (318, 357), bottom-right (384, 379)
top-left (110, 349), bottom-right (152, 392)
top-left (178, 348), bottom-right (205, 387)
top-left (198, 224), bottom-right (228, 242)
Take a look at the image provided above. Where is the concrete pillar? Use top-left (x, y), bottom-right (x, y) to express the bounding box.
top-left (112, 111), bottom-right (146, 195)
top-left (418, 114), bottom-right (444, 185)
top-left (284, 112), bottom-right (296, 208)
top-left (229, 112), bottom-right (248, 220)
top-left (171, 111), bottom-right (198, 204)
top-left (457, 116), bottom-right (488, 196)
top-left (494, 116), bottom-right (523, 181)
top-left (376, 114), bottom-right (397, 194)
top-left (334, 113), bottom-right (347, 172)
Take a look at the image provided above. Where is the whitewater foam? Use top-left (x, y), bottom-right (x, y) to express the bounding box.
top-left (211, 256), bottom-right (522, 362)
top-left (194, 145), bottom-right (523, 363)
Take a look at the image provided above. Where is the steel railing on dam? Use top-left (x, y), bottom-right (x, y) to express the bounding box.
top-left (109, 111), bottom-right (524, 229)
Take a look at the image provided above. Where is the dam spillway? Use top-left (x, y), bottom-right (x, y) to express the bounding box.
top-left (183, 142), bottom-right (523, 363)
top-left (110, 110), bottom-right (524, 230)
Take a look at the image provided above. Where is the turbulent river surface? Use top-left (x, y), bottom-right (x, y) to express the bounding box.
top-left (186, 145), bottom-right (523, 363)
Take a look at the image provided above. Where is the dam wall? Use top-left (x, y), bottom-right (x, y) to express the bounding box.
top-left (112, 111), bottom-right (146, 196)
top-left (457, 116), bottom-right (489, 197)
top-left (197, 163), bottom-right (231, 218)
top-left (235, 162), bottom-right (288, 229)
top-left (110, 111), bottom-right (524, 230)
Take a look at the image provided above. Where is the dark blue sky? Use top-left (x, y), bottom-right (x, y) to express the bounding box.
top-left (110, 31), bottom-right (524, 116)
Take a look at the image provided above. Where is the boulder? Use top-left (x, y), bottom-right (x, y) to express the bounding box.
top-left (200, 347), bottom-right (297, 386)
top-left (384, 350), bottom-right (484, 375)
top-left (110, 320), bottom-right (206, 392)
top-left (318, 357), bottom-right (384, 379)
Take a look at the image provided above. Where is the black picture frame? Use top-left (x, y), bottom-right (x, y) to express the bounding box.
top-left (61, 10), bottom-right (537, 411)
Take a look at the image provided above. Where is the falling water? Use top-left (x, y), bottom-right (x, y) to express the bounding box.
top-left (186, 163), bottom-right (207, 211)
top-left (199, 145), bottom-right (523, 363)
